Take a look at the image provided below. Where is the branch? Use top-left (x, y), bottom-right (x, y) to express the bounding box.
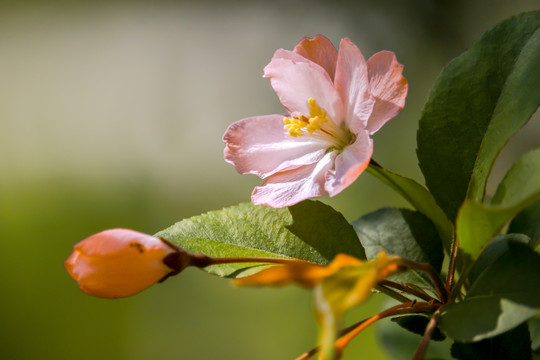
top-left (412, 307), bottom-right (443, 360)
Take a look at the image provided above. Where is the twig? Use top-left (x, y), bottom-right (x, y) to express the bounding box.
top-left (295, 301), bottom-right (440, 360)
top-left (445, 233), bottom-right (459, 293)
top-left (379, 280), bottom-right (437, 303)
top-left (412, 307), bottom-right (443, 360)
top-left (375, 283), bottom-right (412, 303)
top-left (399, 259), bottom-right (448, 303)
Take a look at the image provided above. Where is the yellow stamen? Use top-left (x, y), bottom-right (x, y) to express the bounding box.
top-left (283, 98), bottom-right (329, 137)
top-left (283, 117), bottom-right (309, 137)
top-left (282, 98), bottom-right (355, 151)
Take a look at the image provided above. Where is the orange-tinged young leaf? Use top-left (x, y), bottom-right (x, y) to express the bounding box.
top-left (315, 252), bottom-right (403, 359)
top-left (234, 254), bottom-right (362, 288)
top-left (321, 251), bottom-right (401, 310)
top-left (64, 229), bottom-right (179, 299)
top-left (235, 252), bottom-right (403, 359)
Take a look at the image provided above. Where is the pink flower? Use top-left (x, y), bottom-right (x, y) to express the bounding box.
top-left (223, 35), bottom-right (407, 208)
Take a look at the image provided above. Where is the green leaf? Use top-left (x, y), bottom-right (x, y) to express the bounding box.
top-left (391, 315), bottom-right (446, 341)
top-left (529, 315), bottom-right (540, 353)
top-left (467, 234), bottom-right (530, 284)
top-left (457, 149), bottom-right (540, 263)
top-left (450, 322), bottom-right (532, 360)
top-left (439, 241), bottom-right (540, 341)
top-left (508, 200), bottom-right (540, 247)
top-left (366, 164), bottom-right (454, 253)
top-left (352, 207), bottom-right (443, 289)
top-left (155, 200), bottom-right (365, 277)
top-left (417, 11), bottom-right (540, 220)
top-left (456, 200), bottom-right (539, 265)
top-left (491, 149), bottom-right (540, 207)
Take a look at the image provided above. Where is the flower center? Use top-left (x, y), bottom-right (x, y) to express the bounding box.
top-left (283, 98), bottom-right (354, 151)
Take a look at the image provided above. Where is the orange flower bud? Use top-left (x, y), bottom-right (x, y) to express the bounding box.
top-left (64, 228), bottom-right (183, 299)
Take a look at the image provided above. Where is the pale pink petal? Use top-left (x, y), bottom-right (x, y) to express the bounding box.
top-left (270, 48), bottom-right (314, 64)
top-left (251, 152), bottom-right (336, 208)
top-left (325, 130), bottom-right (373, 196)
top-left (264, 54), bottom-right (344, 122)
top-left (366, 51), bottom-right (408, 134)
top-left (334, 38), bottom-right (375, 133)
top-left (293, 35), bottom-right (338, 81)
top-left (76, 229), bottom-right (169, 255)
top-left (223, 114), bottom-right (328, 179)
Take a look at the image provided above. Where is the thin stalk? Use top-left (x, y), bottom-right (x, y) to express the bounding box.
top-left (399, 259), bottom-right (448, 303)
top-left (449, 261), bottom-right (470, 302)
top-left (294, 317), bottom-right (373, 360)
top-left (412, 307), bottom-right (443, 360)
top-left (379, 280), bottom-right (437, 303)
top-left (369, 158), bottom-right (383, 168)
top-left (295, 302), bottom-right (440, 360)
top-left (334, 302), bottom-right (439, 356)
top-left (375, 284), bottom-right (412, 303)
top-left (445, 233), bottom-right (459, 294)
top-left (333, 313), bottom-right (383, 357)
top-left (160, 238), bottom-right (313, 272)
top-left (195, 254), bottom-right (307, 267)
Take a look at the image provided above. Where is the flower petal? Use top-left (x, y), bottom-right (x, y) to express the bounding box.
top-left (223, 114), bottom-right (328, 178)
top-left (74, 228), bottom-right (171, 255)
top-left (334, 38), bottom-right (375, 132)
top-left (64, 229), bottom-right (176, 298)
top-left (325, 129), bottom-right (373, 197)
top-left (264, 52), bottom-right (344, 122)
top-left (251, 152), bottom-right (336, 208)
top-left (366, 51), bottom-right (408, 134)
top-left (270, 48), bottom-right (312, 64)
top-left (293, 35), bottom-right (338, 81)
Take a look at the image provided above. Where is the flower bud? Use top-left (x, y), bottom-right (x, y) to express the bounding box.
top-left (64, 228), bottom-right (183, 299)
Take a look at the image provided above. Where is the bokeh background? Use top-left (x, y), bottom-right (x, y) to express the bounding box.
top-left (1, 1), bottom-right (539, 359)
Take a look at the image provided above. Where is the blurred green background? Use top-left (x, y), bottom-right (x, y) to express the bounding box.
top-left (1, 1), bottom-right (538, 359)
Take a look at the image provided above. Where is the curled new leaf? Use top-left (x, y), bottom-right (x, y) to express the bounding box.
top-left (236, 252), bottom-right (404, 359)
top-left (234, 253), bottom-right (362, 288)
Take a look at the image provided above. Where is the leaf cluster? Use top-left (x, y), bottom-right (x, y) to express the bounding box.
top-left (154, 11), bottom-right (540, 360)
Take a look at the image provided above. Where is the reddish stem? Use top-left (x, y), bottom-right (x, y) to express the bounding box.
top-left (379, 280), bottom-right (438, 303)
top-left (295, 301), bottom-right (440, 360)
top-left (399, 259), bottom-right (448, 303)
top-left (160, 238), bottom-right (312, 272)
top-left (412, 307), bottom-right (443, 360)
top-left (445, 234), bottom-right (459, 298)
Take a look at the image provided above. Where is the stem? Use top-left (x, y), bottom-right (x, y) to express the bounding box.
top-left (334, 302), bottom-right (438, 356)
top-left (379, 280), bottom-right (438, 303)
top-left (399, 259), bottom-right (448, 303)
top-left (295, 302), bottom-right (440, 360)
top-left (449, 262), bottom-right (469, 302)
top-left (196, 254), bottom-right (306, 267)
top-left (446, 234), bottom-right (459, 297)
top-left (376, 284), bottom-right (412, 303)
top-left (334, 313), bottom-right (383, 358)
top-left (160, 238), bottom-right (312, 272)
top-left (369, 158), bottom-right (382, 168)
top-left (412, 307), bottom-right (443, 360)
top-left (295, 317), bottom-right (373, 360)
